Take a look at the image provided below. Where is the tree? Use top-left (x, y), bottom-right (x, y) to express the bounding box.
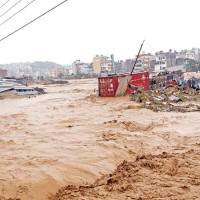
top-left (58, 73), bottom-right (64, 78)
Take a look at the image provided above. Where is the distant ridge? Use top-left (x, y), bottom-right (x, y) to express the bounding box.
top-left (0, 61), bottom-right (67, 70)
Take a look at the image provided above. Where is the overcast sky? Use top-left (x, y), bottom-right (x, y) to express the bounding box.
top-left (0, 0), bottom-right (199, 64)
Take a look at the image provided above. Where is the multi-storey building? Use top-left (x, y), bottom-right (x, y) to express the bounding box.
top-left (93, 55), bottom-right (113, 74)
top-left (72, 60), bottom-right (83, 75)
top-left (72, 60), bottom-right (92, 75)
top-left (114, 59), bottom-right (135, 74)
top-left (178, 48), bottom-right (200, 61)
top-left (80, 63), bottom-right (93, 74)
top-left (66, 66), bottom-right (73, 76)
top-left (135, 53), bottom-right (156, 72)
top-left (154, 50), bottom-right (177, 72)
top-left (49, 67), bottom-right (66, 78)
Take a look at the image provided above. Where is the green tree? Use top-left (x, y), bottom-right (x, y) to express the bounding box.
top-left (58, 73), bottom-right (64, 78)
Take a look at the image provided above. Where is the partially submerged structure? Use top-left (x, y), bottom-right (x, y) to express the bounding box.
top-left (98, 72), bottom-right (149, 97)
top-left (0, 79), bottom-right (40, 96)
top-left (98, 40), bottom-right (149, 97)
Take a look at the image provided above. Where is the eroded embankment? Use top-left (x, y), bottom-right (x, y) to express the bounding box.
top-left (49, 151), bottom-right (200, 200)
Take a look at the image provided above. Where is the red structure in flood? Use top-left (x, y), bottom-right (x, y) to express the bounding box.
top-left (98, 72), bottom-right (150, 97)
top-left (98, 40), bottom-right (150, 97)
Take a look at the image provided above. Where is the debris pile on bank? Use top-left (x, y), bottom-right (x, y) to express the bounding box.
top-left (17, 78), bottom-right (69, 85)
top-left (33, 87), bottom-right (46, 94)
top-left (44, 80), bottom-right (69, 85)
top-left (130, 85), bottom-right (200, 112)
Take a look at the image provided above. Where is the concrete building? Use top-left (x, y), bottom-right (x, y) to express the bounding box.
top-left (125, 59), bottom-right (135, 73)
top-left (72, 60), bottom-right (92, 75)
top-left (155, 51), bottom-right (168, 72)
top-left (115, 60), bottom-right (125, 74)
top-left (178, 48), bottom-right (200, 61)
top-left (66, 66), bottom-right (73, 76)
top-left (135, 53), bottom-right (156, 72)
top-left (176, 58), bottom-right (190, 65)
top-left (192, 48), bottom-right (200, 61)
top-left (154, 50), bottom-right (177, 72)
top-left (93, 55), bottom-right (113, 74)
top-left (72, 60), bottom-right (82, 75)
top-left (111, 54), bottom-right (115, 73)
top-left (80, 63), bottom-right (93, 74)
top-left (115, 59), bottom-right (135, 74)
top-left (49, 67), bottom-right (66, 78)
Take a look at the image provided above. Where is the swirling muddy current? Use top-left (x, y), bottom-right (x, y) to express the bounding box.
top-left (0, 79), bottom-right (200, 200)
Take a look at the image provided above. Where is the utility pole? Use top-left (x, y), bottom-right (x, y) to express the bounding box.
top-left (131, 40), bottom-right (145, 74)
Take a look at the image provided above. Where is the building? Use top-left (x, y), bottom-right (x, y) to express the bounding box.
top-left (135, 53), bottom-right (156, 72)
top-left (111, 54), bottom-right (115, 73)
top-left (154, 51), bottom-right (167, 72)
top-left (176, 58), bottom-right (190, 65)
top-left (72, 60), bottom-right (82, 74)
top-left (66, 66), bottom-right (73, 76)
top-left (93, 55), bottom-right (113, 74)
top-left (115, 59), bottom-right (135, 74)
top-left (178, 48), bottom-right (200, 61)
top-left (115, 60), bottom-right (125, 73)
top-left (72, 60), bottom-right (92, 75)
top-left (49, 67), bottom-right (66, 78)
top-left (154, 50), bottom-right (177, 72)
top-left (0, 69), bottom-right (7, 78)
top-left (124, 59), bottom-right (135, 73)
top-left (192, 48), bottom-right (200, 61)
top-left (80, 63), bottom-right (93, 74)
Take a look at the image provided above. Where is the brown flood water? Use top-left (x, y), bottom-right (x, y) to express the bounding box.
top-left (0, 79), bottom-right (200, 200)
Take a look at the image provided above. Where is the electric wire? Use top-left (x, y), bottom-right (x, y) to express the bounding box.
top-left (0, 0), bottom-right (10, 9)
top-left (0, 0), bottom-right (22, 18)
top-left (0, 0), bottom-right (36, 27)
top-left (145, 40), bottom-right (157, 53)
top-left (0, 0), bottom-right (68, 43)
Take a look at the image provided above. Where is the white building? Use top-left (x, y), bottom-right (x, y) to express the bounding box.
top-left (80, 64), bottom-right (93, 74)
top-left (72, 60), bottom-right (92, 75)
top-left (66, 66), bottom-right (73, 75)
top-left (154, 52), bottom-right (167, 72)
top-left (154, 50), bottom-right (177, 72)
top-left (178, 48), bottom-right (200, 61)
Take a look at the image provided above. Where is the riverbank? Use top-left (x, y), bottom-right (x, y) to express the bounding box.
top-left (0, 79), bottom-right (199, 200)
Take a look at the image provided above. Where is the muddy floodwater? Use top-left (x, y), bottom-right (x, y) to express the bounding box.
top-left (0, 79), bottom-right (200, 200)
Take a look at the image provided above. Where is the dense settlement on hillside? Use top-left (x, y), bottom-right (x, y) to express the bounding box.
top-left (0, 48), bottom-right (200, 79)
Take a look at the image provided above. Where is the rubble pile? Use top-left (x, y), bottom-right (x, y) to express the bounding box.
top-left (130, 86), bottom-right (200, 112)
top-left (44, 80), bottom-right (69, 85)
top-left (17, 78), bottom-right (69, 85)
top-left (33, 87), bottom-right (46, 94)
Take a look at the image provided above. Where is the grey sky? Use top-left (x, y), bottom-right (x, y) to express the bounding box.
top-left (0, 0), bottom-right (199, 64)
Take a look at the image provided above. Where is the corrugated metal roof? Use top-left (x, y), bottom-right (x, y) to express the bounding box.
top-left (14, 86), bottom-right (34, 90)
top-left (0, 88), bottom-right (13, 93)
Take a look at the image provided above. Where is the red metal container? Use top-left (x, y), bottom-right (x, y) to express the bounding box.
top-left (98, 72), bottom-right (150, 97)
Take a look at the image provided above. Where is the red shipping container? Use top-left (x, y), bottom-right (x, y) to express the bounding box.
top-left (98, 72), bottom-right (150, 97)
